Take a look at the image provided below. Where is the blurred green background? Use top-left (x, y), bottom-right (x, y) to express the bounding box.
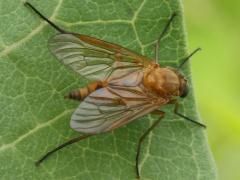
top-left (183, 0), bottom-right (240, 180)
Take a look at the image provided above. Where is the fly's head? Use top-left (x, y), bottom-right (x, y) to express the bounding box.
top-left (175, 70), bottom-right (188, 98)
top-left (165, 67), bottom-right (189, 98)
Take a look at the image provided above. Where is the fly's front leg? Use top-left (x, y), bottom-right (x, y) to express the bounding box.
top-left (154, 13), bottom-right (177, 63)
top-left (135, 110), bottom-right (165, 179)
top-left (173, 101), bottom-right (206, 128)
top-left (178, 48), bottom-right (201, 69)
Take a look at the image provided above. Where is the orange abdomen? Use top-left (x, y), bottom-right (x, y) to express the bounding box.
top-left (65, 82), bottom-right (103, 101)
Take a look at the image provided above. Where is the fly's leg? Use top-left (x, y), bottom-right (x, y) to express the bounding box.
top-left (174, 101), bottom-right (206, 128)
top-left (35, 134), bottom-right (93, 166)
top-left (154, 13), bottom-right (177, 63)
top-left (178, 48), bottom-right (201, 69)
top-left (24, 2), bottom-right (67, 33)
top-left (135, 110), bottom-right (165, 179)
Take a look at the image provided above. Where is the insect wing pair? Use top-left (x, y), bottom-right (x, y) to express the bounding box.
top-left (49, 33), bottom-right (165, 134)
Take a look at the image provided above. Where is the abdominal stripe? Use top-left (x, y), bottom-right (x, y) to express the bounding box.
top-left (65, 82), bottom-right (103, 101)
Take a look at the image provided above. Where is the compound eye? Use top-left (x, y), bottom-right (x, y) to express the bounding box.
top-left (180, 85), bottom-right (188, 98)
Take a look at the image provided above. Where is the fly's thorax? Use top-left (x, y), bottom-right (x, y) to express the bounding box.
top-left (143, 65), bottom-right (187, 98)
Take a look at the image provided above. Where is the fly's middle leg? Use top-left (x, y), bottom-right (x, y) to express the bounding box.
top-left (173, 101), bottom-right (206, 128)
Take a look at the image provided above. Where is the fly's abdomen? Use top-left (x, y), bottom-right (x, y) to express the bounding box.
top-left (65, 82), bottom-right (103, 101)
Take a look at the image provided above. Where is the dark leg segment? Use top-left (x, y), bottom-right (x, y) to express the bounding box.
top-left (135, 110), bottom-right (165, 179)
top-left (155, 13), bottom-right (177, 63)
top-left (36, 134), bottom-right (93, 166)
top-left (24, 2), bottom-right (67, 33)
top-left (178, 48), bottom-right (201, 69)
top-left (174, 101), bottom-right (206, 128)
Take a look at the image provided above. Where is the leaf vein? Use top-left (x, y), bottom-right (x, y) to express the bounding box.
top-left (0, 109), bottom-right (74, 152)
top-left (0, 0), bottom-right (64, 59)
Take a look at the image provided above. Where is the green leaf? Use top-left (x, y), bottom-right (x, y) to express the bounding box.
top-left (0, 0), bottom-right (217, 179)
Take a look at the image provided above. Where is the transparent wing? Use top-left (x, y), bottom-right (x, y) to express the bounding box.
top-left (70, 84), bottom-right (167, 134)
top-left (48, 33), bottom-right (153, 81)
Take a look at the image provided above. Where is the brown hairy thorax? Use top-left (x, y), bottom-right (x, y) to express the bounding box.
top-left (143, 63), bottom-right (187, 98)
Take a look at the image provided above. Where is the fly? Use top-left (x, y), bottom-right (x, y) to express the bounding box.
top-left (24, 2), bottom-right (206, 179)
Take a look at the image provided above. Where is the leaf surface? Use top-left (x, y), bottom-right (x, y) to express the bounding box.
top-left (0, 0), bottom-right (217, 179)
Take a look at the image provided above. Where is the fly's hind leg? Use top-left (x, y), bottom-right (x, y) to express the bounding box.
top-left (135, 110), bottom-right (165, 179)
top-left (24, 2), bottom-right (67, 33)
top-left (36, 134), bottom-right (93, 166)
top-left (154, 13), bottom-right (177, 63)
